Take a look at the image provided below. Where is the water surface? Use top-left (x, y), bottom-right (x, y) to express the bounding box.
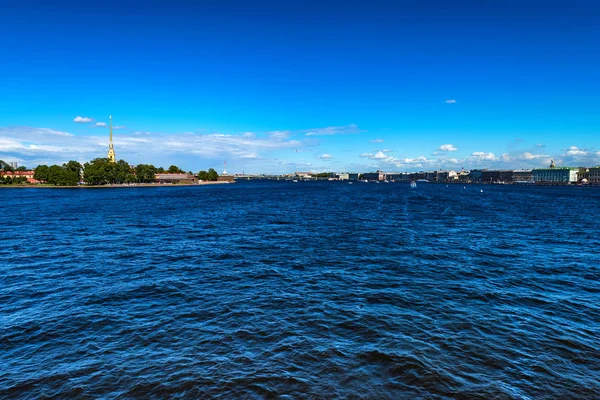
top-left (1, 182), bottom-right (599, 398)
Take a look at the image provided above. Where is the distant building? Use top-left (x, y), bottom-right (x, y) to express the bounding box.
top-left (577, 168), bottom-right (589, 182)
top-left (155, 173), bottom-right (197, 184)
top-left (589, 167), bottom-right (600, 183)
top-left (469, 169), bottom-right (484, 182)
top-left (218, 175), bottom-right (235, 182)
top-left (481, 170), bottom-right (513, 183)
top-left (383, 173), bottom-right (402, 181)
top-left (362, 171), bottom-right (384, 181)
top-left (436, 171), bottom-right (449, 182)
top-left (338, 173), bottom-right (359, 180)
top-left (513, 169), bottom-right (533, 182)
top-left (295, 171), bottom-right (312, 179)
top-left (0, 170), bottom-right (40, 184)
top-left (457, 170), bottom-right (470, 182)
top-left (532, 167), bottom-right (578, 183)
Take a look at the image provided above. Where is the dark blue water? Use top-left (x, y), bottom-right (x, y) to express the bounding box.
top-left (1, 182), bottom-right (599, 399)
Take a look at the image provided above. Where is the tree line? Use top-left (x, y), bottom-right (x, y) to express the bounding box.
top-left (1, 158), bottom-right (219, 186)
top-left (197, 168), bottom-right (219, 181)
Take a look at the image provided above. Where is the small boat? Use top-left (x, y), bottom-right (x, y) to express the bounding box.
top-left (292, 180), bottom-right (298, 183)
top-left (410, 181), bottom-right (417, 188)
top-left (348, 182), bottom-right (353, 185)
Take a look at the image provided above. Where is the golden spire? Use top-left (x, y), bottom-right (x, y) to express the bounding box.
top-left (107, 115), bottom-right (116, 163)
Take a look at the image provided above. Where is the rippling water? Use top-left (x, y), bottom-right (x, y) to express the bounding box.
top-left (1, 182), bottom-right (599, 399)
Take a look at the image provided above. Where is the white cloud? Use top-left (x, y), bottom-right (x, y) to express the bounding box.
top-left (242, 132), bottom-right (255, 138)
top-left (240, 153), bottom-right (259, 159)
top-left (370, 139), bottom-right (384, 143)
top-left (373, 151), bottom-right (387, 159)
top-left (305, 124), bottom-right (362, 136)
top-left (113, 125), bottom-right (126, 130)
top-left (74, 116), bottom-right (93, 123)
top-left (317, 153), bottom-right (333, 160)
top-left (565, 146), bottom-right (588, 156)
top-left (470, 152), bottom-right (498, 161)
top-left (445, 99), bottom-right (457, 104)
top-left (95, 122), bottom-right (107, 127)
top-left (438, 144), bottom-right (458, 152)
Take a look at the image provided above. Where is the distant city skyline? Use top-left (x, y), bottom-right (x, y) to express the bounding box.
top-left (1, 0), bottom-right (599, 173)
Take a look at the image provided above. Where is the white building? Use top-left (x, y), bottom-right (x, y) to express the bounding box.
top-left (532, 167), bottom-right (578, 182)
top-left (589, 167), bottom-right (600, 183)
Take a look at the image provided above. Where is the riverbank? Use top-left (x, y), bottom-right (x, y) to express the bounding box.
top-left (0, 181), bottom-right (233, 189)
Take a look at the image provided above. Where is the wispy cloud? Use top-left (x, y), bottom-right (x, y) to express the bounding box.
top-left (438, 144), bottom-right (458, 152)
top-left (521, 152), bottom-right (550, 160)
top-left (269, 130), bottom-right (290, 140)
top-left (95, 122), bottom-right (107, 127)
top-left (305, 124), bottom-right (362, 136)
top-left (370, 139), bottom-right (384, 143)
top-left (317, 153), bottom-right (333, 160)
top-left (74, 116), bottom-right (93, 123)
top-left (0, 126), bottom-right (305, 169)
top-left (445, 99), bottom-right (457, 104)
top-left (113, 125), bottom-right (126, 130)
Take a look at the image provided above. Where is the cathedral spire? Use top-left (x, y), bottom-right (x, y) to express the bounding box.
top-left (107, 115), bottom-right (116, 163)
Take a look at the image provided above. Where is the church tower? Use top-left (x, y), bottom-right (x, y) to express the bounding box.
top-left (107, 115), bottom-right (116, 163)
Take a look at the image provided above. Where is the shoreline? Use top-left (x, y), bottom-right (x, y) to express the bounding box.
top-left (0, 181), bottom-right (233, 189)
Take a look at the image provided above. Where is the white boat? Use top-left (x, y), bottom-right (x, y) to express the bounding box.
top-left (292, 180), bottom-right (298, 183)
top-left (410, 181), bottom-right (417, 188)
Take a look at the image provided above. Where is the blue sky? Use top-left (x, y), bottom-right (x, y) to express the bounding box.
top-left (1, 0), bottom-right (599, 173)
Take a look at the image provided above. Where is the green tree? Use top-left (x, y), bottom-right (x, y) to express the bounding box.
top-left (45, 165), bottom-right (78, 186)
top-left (83, 158), bottom-right (134, 185)
top-left (63, 160), bottom-right (83, 175)
top-left (207, 168), bottom-right (219, 181)
top-left (157, 167), bottom-right (165, 173)
top-left (115, 160), bottom-right (134, 183)
top-left (83, 158), bottom-right (114, 185)
top-left (198, 170), bottom-right (208, 181)
top-left (34, 165), bottom-right (50, 182)
top-left (135, 164), bottom-right (157, 183)
top-left (15, 165), bottom-right (28, 171)
top-left (168, 165), bottom-right (184, 173)
top-left (0, 160), bottom-right (13, 172)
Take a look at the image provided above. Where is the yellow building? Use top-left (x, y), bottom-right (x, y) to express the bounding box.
top-left (107, 115), bottom-right (116, 163)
